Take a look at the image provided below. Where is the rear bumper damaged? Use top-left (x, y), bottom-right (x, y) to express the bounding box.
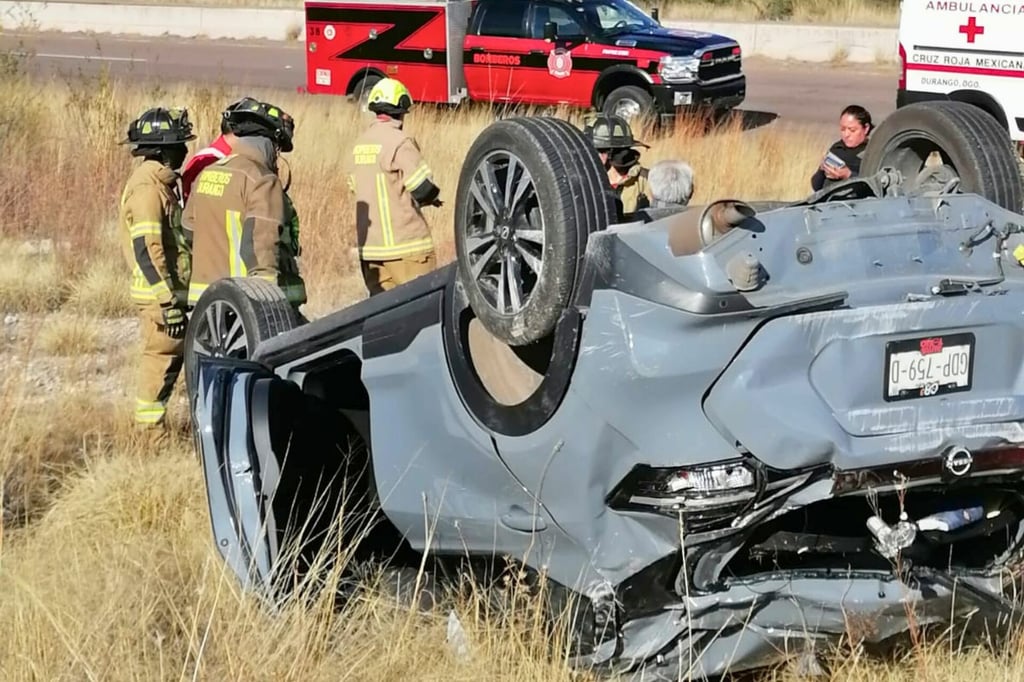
top-left (605, 458), bottom-right (1024, 679)
top-left (619, 569), bottom-right (1017, 680)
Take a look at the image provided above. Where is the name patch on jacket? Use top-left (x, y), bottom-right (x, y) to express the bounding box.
top-left (195, 170), bottom-right (233, 197)
top-left (353, 144), bottom-right (382, 165)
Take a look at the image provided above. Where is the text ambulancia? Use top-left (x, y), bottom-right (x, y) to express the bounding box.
top-left (898, 0), bottom-right (1024, 144)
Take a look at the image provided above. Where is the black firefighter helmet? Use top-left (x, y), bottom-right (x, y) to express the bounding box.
top-left (120, 106), bottom-right (196, 148)
top-left (582, 113), bottom-right (650, 152)
top-left (222, 97), bottom-right (296, 153)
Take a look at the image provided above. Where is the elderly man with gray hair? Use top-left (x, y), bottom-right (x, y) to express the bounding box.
top-left (647, 158), bottom-right (695, 209)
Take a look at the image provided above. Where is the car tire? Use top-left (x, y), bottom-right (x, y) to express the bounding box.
top-left (453, 116), bottom-right (616, 346)
top-left (602, 84), bottom-right (657, 124)
top-left (183, 277), bottom-right (302, 400)
top-left (861, 100), bottom-right (1024, 212)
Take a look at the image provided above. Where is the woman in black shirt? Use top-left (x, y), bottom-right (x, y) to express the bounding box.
top-left (811, 105), bottom-right (873, 192)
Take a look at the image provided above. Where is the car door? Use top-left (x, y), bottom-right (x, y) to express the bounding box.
top-left (192, 356), bottom-right (361, 594)
top-left (463, 1), bottom-right (530, 103)
top-left (518, 0), bottom-right (595, 105)
top-left (192, 324), bottom-right (565, 596)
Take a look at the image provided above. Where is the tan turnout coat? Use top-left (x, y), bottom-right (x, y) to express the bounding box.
top-left (119, 159), bottom-right (190, 309)
top-left (347, 117), bottom-right (435, 261)
top-left (182, 137), bottom-right (305, 306)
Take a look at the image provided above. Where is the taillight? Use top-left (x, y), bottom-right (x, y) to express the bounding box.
top-left (606, 459), bottom-right (762, 531)
top-left (898, 42), bottom-right (907, 89)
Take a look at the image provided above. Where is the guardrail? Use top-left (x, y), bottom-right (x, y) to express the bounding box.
top-left (0, 1), bottom-right (898, 63)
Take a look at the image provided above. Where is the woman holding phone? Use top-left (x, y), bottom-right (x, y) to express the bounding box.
top-left (811, 105), bottom-right (873, 192)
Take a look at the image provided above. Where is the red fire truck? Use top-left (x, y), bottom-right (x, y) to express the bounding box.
top-left (303, 0), bottom-right (745, 122)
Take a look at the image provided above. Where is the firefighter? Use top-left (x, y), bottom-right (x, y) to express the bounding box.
top-left (182, 98), bottom-right (307, 313)
top-left (117, 106), bottom-right (195, 430)
top-left (180, 98), bottom-right (247, 204)
top-left (347, 77), bottom-right (442, 296)
top-left (583, 114), bottom-right (651, 216)
top-left (182, 97), bottom-right (303, 268)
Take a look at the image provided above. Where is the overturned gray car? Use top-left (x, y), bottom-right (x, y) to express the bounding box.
top-left (186, 100), bottom-right (1024, 679)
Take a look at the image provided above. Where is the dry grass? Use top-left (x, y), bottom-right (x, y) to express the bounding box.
top-left (35, 313), bottom-right (104, 356)
top-left (0, 57), bottom-right (831, 319)
top-left (37, 0), bottom-right (902, 26)
top-left (4, 53), bottom-right (1024, 682)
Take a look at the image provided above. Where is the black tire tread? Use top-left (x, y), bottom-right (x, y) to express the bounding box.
top-left (183, 277), bottom-right (300, 399)
top-left (529, 116), bottom-right (618, 231)
top-left (523, 117), bottom-right (617, 294)
top-left (483, 118), bottom-right (579, 343)
top-left (227, 276), bottom-right (300, 342)
top-left (937, 101), bottom-right (1022, 208)
top-left (926, 101), bottom-right (1017, 205)
top-left (862, 101), bottom-right (1024, 212)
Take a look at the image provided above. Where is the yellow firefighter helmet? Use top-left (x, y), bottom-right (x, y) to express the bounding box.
top-left (367, 77), bottom-right (414, 116)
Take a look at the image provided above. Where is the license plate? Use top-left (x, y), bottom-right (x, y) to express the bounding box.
top-left (884, 333), bottom-right (974, 401)
top-left (315, 68), bottom-right (331, 86)
top-left (674, 91), bottom-right (693, 106)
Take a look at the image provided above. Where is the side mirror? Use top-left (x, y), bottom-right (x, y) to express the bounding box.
top-left (651, 7), bottom-right (660, 22)
top-left (543, 21), bottom-right (558, 41)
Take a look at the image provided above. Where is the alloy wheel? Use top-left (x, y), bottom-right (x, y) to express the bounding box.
top-left (462, 150), bottom-right (545, 316)
top-left (191, 299), bottom-right (250, 361)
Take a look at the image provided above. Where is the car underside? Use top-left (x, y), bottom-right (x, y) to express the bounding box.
top-left (185, 101), bottom-right (1024, 679)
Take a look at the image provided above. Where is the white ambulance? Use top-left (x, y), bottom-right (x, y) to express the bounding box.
top-left (897, 0), bottom-right (1024, 147)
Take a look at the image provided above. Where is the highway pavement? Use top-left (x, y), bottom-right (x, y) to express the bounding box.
top-left (0, 31), bottom-right (900, 135)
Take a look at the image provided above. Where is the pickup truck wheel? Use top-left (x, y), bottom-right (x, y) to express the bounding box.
top-left (454, 116), bottom-right (615, 346)
top-left (603, 85), bottom-right (656, 125)
top-left (861, 100), bottom-right (1024, 212)
top-left (351, 73), bottom-right (381, 113)
top-left (184, 277), bottom-right (301, 401)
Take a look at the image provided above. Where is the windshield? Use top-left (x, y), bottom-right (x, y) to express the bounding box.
top-left (527, 0), bottom-right (660, 40)
top-left (579, 0), bottom-right (660, 34)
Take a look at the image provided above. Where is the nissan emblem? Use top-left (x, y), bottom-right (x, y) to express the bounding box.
top-left (943, 447), bottom-right (973, 477)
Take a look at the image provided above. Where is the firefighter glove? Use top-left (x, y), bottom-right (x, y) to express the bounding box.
top-left (161, 304), bottom-right (188, 339)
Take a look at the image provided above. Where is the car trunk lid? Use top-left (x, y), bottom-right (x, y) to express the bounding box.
top-left (702, 292), bottom-right (1024, 472)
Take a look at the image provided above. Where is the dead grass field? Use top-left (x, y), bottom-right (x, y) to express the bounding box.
top-left (4, 55), bottom-right (1024, 681)
top-left (38, 0), bottom-right (901, 26)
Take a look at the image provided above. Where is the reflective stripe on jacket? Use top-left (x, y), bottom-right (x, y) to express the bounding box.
top-left (119, 159), bottom-right (190, 307)
top-left (347, 117), bottom-right (434, 261)
top-left (181, 136), bottom-right (305, 307)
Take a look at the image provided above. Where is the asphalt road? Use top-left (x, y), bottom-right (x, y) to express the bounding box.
top-left (0, 31), bottom-right (899, 135)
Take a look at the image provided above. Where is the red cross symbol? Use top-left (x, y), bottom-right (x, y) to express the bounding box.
top-left (959, 16), bottom-right (985, 43)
